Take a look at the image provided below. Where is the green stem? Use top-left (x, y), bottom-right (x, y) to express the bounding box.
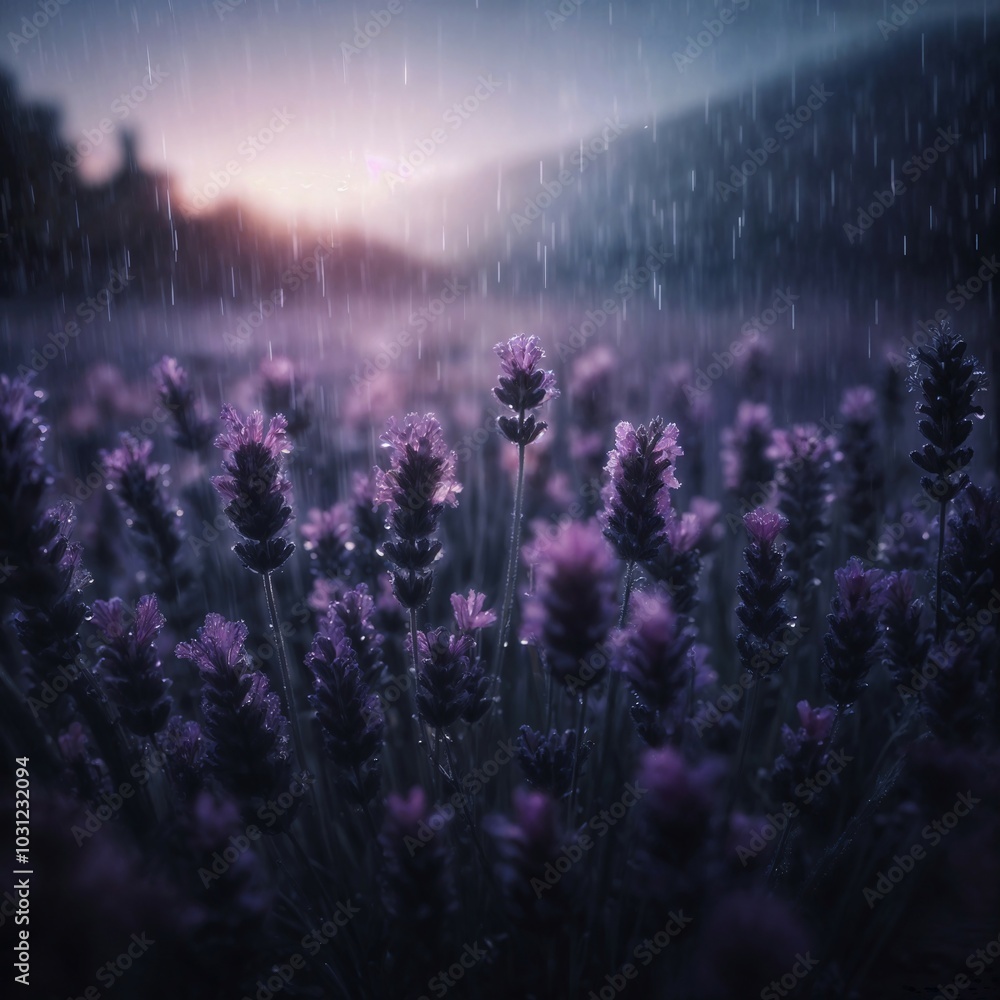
top-left (263, 571), bottom-right (307, 769)
top-left (494, 441), bottom-right (526, 678)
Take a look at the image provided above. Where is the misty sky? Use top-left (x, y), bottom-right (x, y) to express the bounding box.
top-left (3, 0), bottom-right (993, 237)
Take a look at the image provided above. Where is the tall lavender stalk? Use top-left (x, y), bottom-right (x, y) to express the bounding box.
top-left (729, 509), bottom-right (791, 809)
top-left (907, 321), bottom-right (986, 640)
top-left (491, 335), bottom-right (559, 678)
top-left (211, 406), bottom-right (302, 761)
top-left (600, 418), bottom-right (682, 765)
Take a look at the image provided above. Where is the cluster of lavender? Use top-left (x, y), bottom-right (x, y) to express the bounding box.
top-left (0, 321), bottom-right (997, 999)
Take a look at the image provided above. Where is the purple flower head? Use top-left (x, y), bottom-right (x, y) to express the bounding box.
top-left (515, 726), bottom-right (593, 799)
top-left (881, 571), bottom-right (931, 687)
top-left (176, 614), bottom-right (294, 810)
top-left (839, 385), bottom-right (878, 424)
top-left (101, 434), bottom-right (185, 586)
top-left (493, 334), bottom-right (559, 446)
top-left (486, 789), bottom-right (577, 929)
top-left (451, 590), bottom-right (497, 632)
top-left (601, 417), bottom-right (683, 563)
top-left (152, 355), bottom-right (214, 451)
top-left (407, 627), bottom-right (477, 729)
top-left (375, 413), bottom-right (460, 609)
top-left (162, 717), bottom-right (204, 802)
top-left (744, 508), bottom-right (787, 548)
top-left (323, 583), bottom-right (386, 688)
top-left (92, 594), bottom-right (172, 737)
top-left (307, 599), bottom-right (384, 801)
top-left (620, 591), bottom-right (693, 746)
top-left (722, 402), bottom-right (775, 497)
top-left (380, 787), bottom-right (458, 928)
top-left (301, 502), bottom-right (352, 580)
top-left (521, 520), bottom-right (618, 691)
top-left (821, 558), bottom-right (886, 708)
top-left (260, 356), bottom-right (311, 437)
top-left (908, 322), bottom-right (987, 506)
top-left (796, 699), bottom-right (836, 743)
top-left (212, 405), bottom-right (295, 575)
top-left (736, 508), bottom-right (791, 677)
top-left (767, 423), bottom-right (836, 469)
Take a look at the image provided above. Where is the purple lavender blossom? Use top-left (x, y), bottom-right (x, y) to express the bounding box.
top-left (152, 356), bottom-right (215, 452)
top-left (521, 520), bottom-right (618, 692)
top-left (176, 614), bottom-right (294, 810)
top-left (380, 787), bottom-right (457, 929)
top-left (451, 589), bottom-right (498, 631)
top-left (162, 717), bottom-right (204, 802)
top-left (450, 590), bottom-right (496, 722)
top-left (839, 386), bottom-right (884, 551)
top-left (300, 502), bottom-right (352, 580)
top-left (601, 417), bottom-right (683, 564)
top-left (492, 334), bottom-right (559, 447)
top-left (515, 726), bottom-right (593, 799)
top-left (881, 571), bottom-right (931, 689)
top-left (92, 594), bottom-right (172, 736)
top-left (736, 509), bottom-right (792, 678)
top-left (260, 356), bottom-right (311, 437)
top-left (101, 434), bottom-right (185, 589)
top-left (306, 600), bottom-right (384, 801)
top-left (408, 627), bottom-right (475, 729)
top-left (921, 643), bottom-right (986, 743)
top-left (212, 405), bottom-right (295, 575)
top-left (821, 558), bottom-right (886, 709)
top-left (620, 590), bottom-right (693, 747)
top-left (375, 412), bottom-right (460, 610)
top-left (770, 700), bottom-right (838, 810)
top-left (721, 402), bottom-right (775, 502)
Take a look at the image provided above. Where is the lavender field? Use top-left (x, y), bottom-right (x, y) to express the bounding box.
top-left (1, 2), bottom-right (1000, 999)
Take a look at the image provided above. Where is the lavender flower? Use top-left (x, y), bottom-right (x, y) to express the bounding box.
top-left (821, 558), bottom-right (886, 709)
top-left (515, 726), bottom-right (593, 798)
top-left (736, 510), bottom-right (792, 679)
top-left (306, 601), bottom-right (383, 801)
top-left (162, 717), bottom-right (204, 802)
top-left (301, 502), bottom-right (353, 581)
top-left (91, 594), bottom-right (172, 737)
top-left (620, 591), bottom-right (693, 747)
top-left (940, 485), bottom-right (1000, 635)
top-left (921, 644), bottom-right (985, 743)
top-left (492, 334), bottom-right (559, 447)
top-left (212, 405), bottom-right (295, 575)
top-left (260, 356), bottom-right (311, 437)
top-left (176, 614), bottom-right (294, 810)
top-left (768, 424), bottom-right (835, 622)
top-left (152, 356), bottom-right (214, 452)
top-left (721, 402), bottom-right (775, 503)
top-left (322, 583), bottom-right (387, 689)
top-left (408, 627), bottom-right (475, 729)
top-left (451, 589), bottom-right (498, 631)
top-left (839, 386), bottom-right (884, 551)
top-left (644, 508), bottom-right (710, 617)
top-left (486, 789), bottom-right (578, 929)
top-left (521, 520), bottom-right (618, 692)
top-left (380, 787), bottom-right (457, 927)
top-left (770, 700), bottom-right (837, 811)
top-left (601, 417), bottom-right (683, 564)
top-left (567, 346), bottom-right (616, 489)
top-left (909, 321), bottom-right (986, 507)
top-left (450, 590), bottom-right (496, 723)
top-left (881, 571), bottom-right (931, 689)
top-left (101, 434), bottom-right (185, 590)
top-left (375, 412), bottom-right (460, 610)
